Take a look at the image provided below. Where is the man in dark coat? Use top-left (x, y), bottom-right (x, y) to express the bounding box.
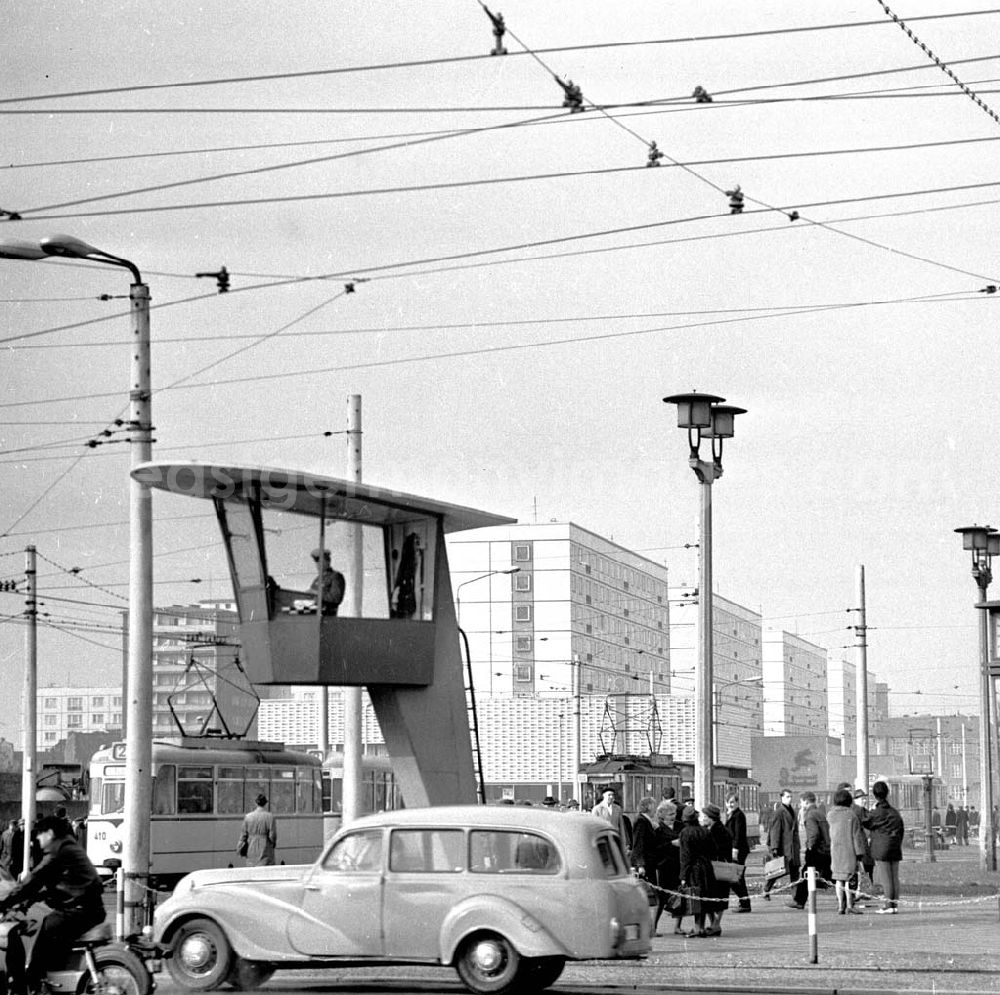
top-left (0, 815), bottom-right (106, 994)
top-left (868, 780), bottom-right (905, 913)
top-left (789, 791), bottom-right (830, 909)
top-left (955, 805), bottom-right (969, 845)
top-left (724, 793), bottom-right (752, 912)
top-left (764, 789), bottom-right (799, 900)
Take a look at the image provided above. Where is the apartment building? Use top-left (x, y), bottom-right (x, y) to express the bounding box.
top-left (446, 522), bottom-right (671, 702)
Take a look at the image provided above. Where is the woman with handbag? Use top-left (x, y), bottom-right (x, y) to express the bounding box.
top-left (677, 806), bottom-right (714, 938)
top-left (701, 804), bottom-right (735, 937)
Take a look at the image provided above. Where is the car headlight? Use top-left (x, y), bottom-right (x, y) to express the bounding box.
top-left (109, 840), bottom-right (123, 854)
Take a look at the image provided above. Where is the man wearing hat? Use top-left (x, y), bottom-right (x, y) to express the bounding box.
top-left (309, 547), bottom-right (346, 615)
top-left (0, 815), bottom-right (106, 995)
top-left (541, 796), bottom-right (559, 809)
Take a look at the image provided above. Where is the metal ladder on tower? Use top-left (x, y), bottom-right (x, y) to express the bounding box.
top-left (458, 626), bottom-right (487, 803)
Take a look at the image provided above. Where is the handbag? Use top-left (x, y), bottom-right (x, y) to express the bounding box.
top-left (763, 856), bottom-right (787, 881)
top-left (710, 860), bottom-right (744, 884)
top-left (237, 838), bottom-right (249, 858)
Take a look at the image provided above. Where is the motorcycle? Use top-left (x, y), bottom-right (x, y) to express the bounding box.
top-left (0, 907), bottom-right (156, 995)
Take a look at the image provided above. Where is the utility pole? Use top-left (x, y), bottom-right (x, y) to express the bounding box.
top-left (341, 395), bottom-right (364, 825)
top-left (962, 721), bottom-right (968, 806)
top-left (572, 653), bottom-right (582, 804)
top-left (21, 545), bottom-right (37, 878)
top-left (853, 565), bottom-right (869, 792)
top-left (936, 717), bottom-right (944, 796)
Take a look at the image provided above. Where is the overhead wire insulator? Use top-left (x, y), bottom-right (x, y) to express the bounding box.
top-left (646, 142), bottom-right (664, 168)
top-left (724, 185), bottom-right (744, 215)
top-left (195, 267), bottom-right (230, 293)
top-left (481, 3), bottom-right (507, 55)
top-left (692, 86), bottom-right (713, 103)
top-left (554, 75), bottom-right (584, 112)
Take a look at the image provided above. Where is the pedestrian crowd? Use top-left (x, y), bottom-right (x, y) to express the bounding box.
top-left (582, 780), bottom-right (911, 936)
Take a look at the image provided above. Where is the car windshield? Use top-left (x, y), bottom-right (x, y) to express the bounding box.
top-left (323, 830), bottom-right (383, 872)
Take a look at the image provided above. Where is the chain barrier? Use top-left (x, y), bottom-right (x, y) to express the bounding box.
top-left (638, 870), bottom-right (1000, 910)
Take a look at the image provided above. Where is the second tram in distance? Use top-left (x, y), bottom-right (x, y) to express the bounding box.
top-left (580, 754), bottom-right (762, 845)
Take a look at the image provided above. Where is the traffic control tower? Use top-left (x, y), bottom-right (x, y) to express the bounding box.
top-left (132, 462), bottom-right (515, 809)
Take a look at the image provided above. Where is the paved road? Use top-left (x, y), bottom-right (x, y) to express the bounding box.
top-left (150, 888), bottom-right (1000, 995)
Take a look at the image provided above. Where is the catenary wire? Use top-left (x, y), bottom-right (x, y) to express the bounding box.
top-left (7, 61), bottom-right (999, 171)
top-left (2, 9), bottom-right (996, 105)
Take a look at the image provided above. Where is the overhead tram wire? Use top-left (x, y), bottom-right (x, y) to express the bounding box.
top-left (13, 108), bottom-right (571, 218)
top-left (8, 56), bottom-right (1000, 172)
top-left (7, 289), bottom-right (977, 350)
top-left (3, 181), bottom-right (999, 353)
top-left (4, 294), bottom-right (988, 412)
top-left (1, 8), bottom-right (996, 105)
top-left (11, 82), bottom-right (1000, 215)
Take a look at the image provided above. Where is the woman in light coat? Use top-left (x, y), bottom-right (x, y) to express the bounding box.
top-left (828, 787), bottom-right (868, 914)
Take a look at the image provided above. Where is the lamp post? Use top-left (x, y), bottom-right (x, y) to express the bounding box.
top-left (663, 392), bottom-right (746, 806)
top-left (954, 524), bottom-right (999, 872)
top-left (1, 234), bottom-right (152, 932)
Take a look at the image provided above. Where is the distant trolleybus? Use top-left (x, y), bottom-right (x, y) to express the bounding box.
top-left (88, 737), bottom-right (324, 887)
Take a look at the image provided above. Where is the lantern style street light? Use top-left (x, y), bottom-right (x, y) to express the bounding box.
top-left (954, 524), bottom-right (1000, 872)
top-left (0, 234), bottom-right (153, 934)
top-left (663, 392), bottom-right (746, 807)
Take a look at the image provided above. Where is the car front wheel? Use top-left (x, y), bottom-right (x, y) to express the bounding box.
top-left (454, 932), bottom-right (527, 995)
top-left (167, 917), bottom-right (233, 991)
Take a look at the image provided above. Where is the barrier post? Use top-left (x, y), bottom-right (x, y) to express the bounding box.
top-left (116, 867), bottom-right (125, 942)
top-left (807, 866), bottom-right (818, 964)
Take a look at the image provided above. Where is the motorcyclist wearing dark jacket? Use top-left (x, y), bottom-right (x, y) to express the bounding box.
top-left (0, 815), bottom-right (105, 995)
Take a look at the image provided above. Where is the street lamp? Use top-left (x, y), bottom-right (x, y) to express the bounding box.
top-left (954, 523), bottom-right (1000, 872)
top-left (663, 392), bottom-right (746, 806)
top-left (1, 234), bottom-right (152, 933)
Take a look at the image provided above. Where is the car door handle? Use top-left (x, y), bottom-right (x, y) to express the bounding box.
top-left (303, 883), bottom-right (321, 891)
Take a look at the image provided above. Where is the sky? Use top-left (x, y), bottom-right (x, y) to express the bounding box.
top-left (2, 1), bottom-right (999, 748)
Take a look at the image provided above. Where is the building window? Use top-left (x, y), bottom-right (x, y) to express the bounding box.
top-left (514, 605), bottom-right (532, 623)
top-left (43, 698), bottom-right (57, 710)
top-left (91, 696), bottom-right (105, 708)
top-left (515, 636), bottom-right (532, 653)
top-left (113, 697), bottom-right (122, 707)
top-left (513, 544), bottom-right (531, 562)
top-left (514, 573), bottom-right (531, 592)
top-left (67, 697), bottom-right (83, 711)
top-left (44, 715), bottom-right (56, 727)
top-left (111, 713), bottom-right (121, 725)
top-left (92, 714), bottom-right (104, 725)
top-left (513, 663), bottom-right (532, 683)
top-left (67, 715), bottom-right (82, 727)
top-left (44, 732), bottom-right (56, 743)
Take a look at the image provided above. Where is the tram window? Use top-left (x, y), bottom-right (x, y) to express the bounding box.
top-left (246, 767), bottom-right (270, 811)
top-left (271, 767), bottom-right (295, 814)
top-left (89, 777), bottom-right (103, 817)
top-left (152, 764), bottom-right (176, 815)
top-left (217, 766), bottom-right (245, 815)
top-left (101, 780), bottom-right (125, 815)
top-left (295, 767), bottom-right (316, 813)
top-left (178, 765), bottom-right (214, 814)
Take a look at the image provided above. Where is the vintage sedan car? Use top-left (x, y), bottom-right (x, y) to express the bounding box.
top-left (153, 804), bottom-right (650, 994)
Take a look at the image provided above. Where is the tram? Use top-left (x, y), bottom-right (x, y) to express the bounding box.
top-left (87, 737), bottom-right (324, 887)
top-left (580, 755), bottom-right (762, 845)
top-left (321, 752), bottom-right (403, 837)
